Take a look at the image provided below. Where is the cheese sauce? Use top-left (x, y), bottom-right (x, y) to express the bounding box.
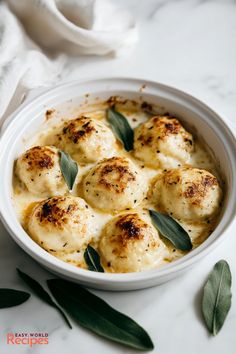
top-left (13, 99), bottom-right (223, 272)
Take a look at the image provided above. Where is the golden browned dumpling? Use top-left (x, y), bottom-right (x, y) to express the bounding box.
top-left (134, 115), bottom-right (193, 168)
top-left (57, 116), bottom-right (116, 163)
top-left (83, 157), bottom-right (147, 211)
top-left (152, 167), bottom-right (222, 221)
top-left (99, 213), bottom-right (166, 273)
top-left (28, 196), bottom-right (93, 253)
top-left (15, 146), bottom-right (67, 197)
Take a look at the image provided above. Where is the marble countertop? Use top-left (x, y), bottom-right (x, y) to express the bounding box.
top-left (0, 0), bottom-right (236, 353)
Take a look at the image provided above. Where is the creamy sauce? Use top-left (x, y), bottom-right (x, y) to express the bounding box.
top-left (13, 99), bottom-right (223, 272)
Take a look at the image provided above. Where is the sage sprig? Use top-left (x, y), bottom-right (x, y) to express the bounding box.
top-left (47, 279), bottom-right (154, 351)
top-left (149, 210), bottom-right (192, 251)
top-left (202, 260), bottom-right (232, 336)
top-left (17, 268), bottom-right (72, 329)
top-left (84, 245), bottom-right (104, 272)
top-left (59, 150), bottom-right (78, 191)
top-left (107, 107), bottom-right (134, 151)
top-left (0, 289), bottom-right (30, 308)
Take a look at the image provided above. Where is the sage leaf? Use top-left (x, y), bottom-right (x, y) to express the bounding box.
top-left (107, 107), bottom-right (134, 151)
top-left (59, 150), bottom-right (78, 191)
top-left (47, 279), bottom-right (154, 351)
top-left (0, 289), bottom-right (30, 308)
top-left (149, 210), bottom-right (192, 251)
top-left (17, 268), bottom-right (72, 329)
top-left (202, 260), bottom-right (232, 336)
top-left (84, 245), bottom-right (104, 272)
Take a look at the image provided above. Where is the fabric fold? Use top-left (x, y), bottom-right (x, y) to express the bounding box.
top-left (0, 0), bottom-right (137, 121)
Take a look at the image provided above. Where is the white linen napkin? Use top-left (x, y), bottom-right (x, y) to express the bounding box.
top-left (0, 0), bottom-right (137, 121)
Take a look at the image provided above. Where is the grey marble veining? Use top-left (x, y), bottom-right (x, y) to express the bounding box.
top-left (0, 0), bottom-right (236, 353)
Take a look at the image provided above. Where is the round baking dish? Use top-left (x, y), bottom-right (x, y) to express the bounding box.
top-left (0, 77), bottom-right (235, 291)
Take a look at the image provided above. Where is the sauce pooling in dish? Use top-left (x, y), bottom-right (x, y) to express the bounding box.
top-left (13, 98), bottom-right (223, 273)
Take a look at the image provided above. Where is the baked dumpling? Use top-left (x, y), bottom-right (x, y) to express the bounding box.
top-left (152, 167), bottom-right (222, 221)
top-left (99, 213), bottom-right (166, 273)
top-left (83, 156), bottom-right (147, 211)
top-left (15, 146), bottom-right (67, 197)
top-left (134, 115), bottom-right (193, 168)
top-left (28, 196), bottom-right (93, 253)
top-left (57, 116), bottom-right (116, 163)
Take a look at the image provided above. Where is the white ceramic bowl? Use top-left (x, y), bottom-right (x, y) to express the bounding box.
top-left (0, 77), bottom-right (235, 291)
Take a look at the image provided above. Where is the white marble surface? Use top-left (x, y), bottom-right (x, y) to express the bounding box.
top-left (0, 0), bottom-right (236, 353)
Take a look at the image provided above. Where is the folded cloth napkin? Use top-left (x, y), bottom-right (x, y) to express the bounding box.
top-left (0, 0), bottom-right (137, 122)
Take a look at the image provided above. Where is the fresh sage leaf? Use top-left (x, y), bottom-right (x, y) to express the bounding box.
top-left (47, 279), bottom-right (154, 351)
top-left (84, 245), bottom-right (104, 272)
top-left (0, 289), bottom-right (30, 308)
top-left (107, 107), bottom-right (134, 151)
top-left (17, 268), bottom-right (72, 329)
top-left (59, 150), bottom-right (78, 191)
top-left (149, 210), bottom-right (192, 251)
top-left (202, 260), bottom-right (232, 336)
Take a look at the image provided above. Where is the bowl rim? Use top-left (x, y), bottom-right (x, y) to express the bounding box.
top-left (0, 76), bottom-right (236, 285)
